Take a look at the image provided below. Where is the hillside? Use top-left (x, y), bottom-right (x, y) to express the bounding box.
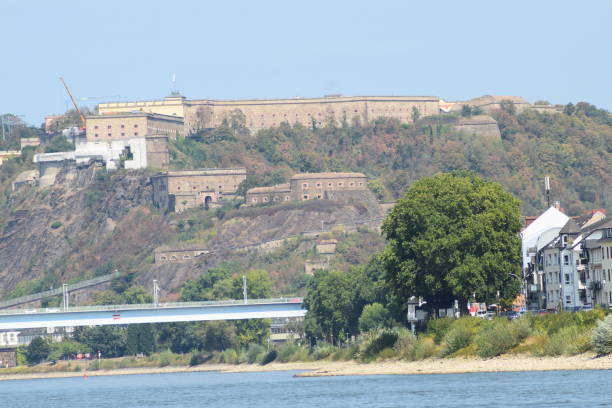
top-left (0, 164), bottom-right (384, 300)
top-left (0, 101), bottom-right (609, 303)
top-left (171, 103), bottom-right (611, 216)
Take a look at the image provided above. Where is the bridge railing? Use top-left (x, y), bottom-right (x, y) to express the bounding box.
top-left (0, 297), bottom-right (304, 315)
top-left (0, 272), bottom-right (120, 309)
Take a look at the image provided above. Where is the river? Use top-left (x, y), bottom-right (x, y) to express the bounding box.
top-left (1, 369), bottom-right (611, 407)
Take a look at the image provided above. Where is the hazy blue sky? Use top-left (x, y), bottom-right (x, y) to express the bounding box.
top-left (1, 0), bottom-right (611, 125)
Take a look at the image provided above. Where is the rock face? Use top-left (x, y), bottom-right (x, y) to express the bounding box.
top-left (0, 165), bottom-right (383, 300)
top-left (0, 165), bottom-right (163, 295)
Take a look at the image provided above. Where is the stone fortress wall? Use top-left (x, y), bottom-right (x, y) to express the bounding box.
top-left (152, 168), bottom-right (247, 213)
top-left (246, 172), bottom-right (368, 205)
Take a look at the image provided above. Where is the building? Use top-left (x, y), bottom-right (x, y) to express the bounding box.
top-left (33, 136), bottom-right (169, 187)
top-left (12, 170), bottom-right (38, 191)
top-left (154, 245), bottom-right (210, 264)
top-left (85, 112), bottom-right (183, 142)
top-left (0, 150), bottom-right (20, 166)
top-left (521, 205), bottom-right (569, 310)
top-left (152, 168), bottom-right (247, 213)
top-left (581, 219), bottom-right (612, 307)
top-left (98, 94), bottom-right (442, 133)
top-left (246, 172), bottom-right (368, 205)
top-left (20, 137), bottom-right (40, 149)
top-left (316, 239), bottom-right (338, 254)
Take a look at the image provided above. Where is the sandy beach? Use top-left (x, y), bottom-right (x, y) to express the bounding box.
top-left (1, 354), bottom-right (610, 381)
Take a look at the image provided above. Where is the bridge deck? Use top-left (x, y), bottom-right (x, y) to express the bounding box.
top-left (0, 298), bottom-right (305, 330)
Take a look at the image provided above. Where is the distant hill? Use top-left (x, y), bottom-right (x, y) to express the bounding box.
top-left (171, 102), bottom-right (611, 216)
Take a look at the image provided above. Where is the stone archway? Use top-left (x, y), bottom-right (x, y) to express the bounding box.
top-left (204, 195), bottom-right (213, 210)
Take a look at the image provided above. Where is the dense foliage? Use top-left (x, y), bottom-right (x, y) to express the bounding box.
top-left (170, 104), bottom-right (611, 215)
top-left (381, 172), bottom-right (523, 310)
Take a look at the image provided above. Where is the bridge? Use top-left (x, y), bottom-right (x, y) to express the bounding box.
top-left (0, 298), bottom-right (305, 330)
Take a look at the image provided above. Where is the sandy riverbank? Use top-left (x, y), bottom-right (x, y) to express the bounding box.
top-left (1, 354), bottom-right (610, 381)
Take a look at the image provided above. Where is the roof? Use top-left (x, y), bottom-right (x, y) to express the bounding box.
top-left (560, 219), bottom-right (580, 235)
top-left (291, 172), bottom-right (366, 180)
top-left (247, 183), bottom-right (291, 194)
top-left (155, 168), bottom-right (247, 177)
top-left (86, 112), bottom-right (184, 122)
top-left (521, 206), bottom-right (569, 268)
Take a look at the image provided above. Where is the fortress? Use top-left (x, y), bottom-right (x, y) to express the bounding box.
top-left (96, 93), bottom-right (541, 133)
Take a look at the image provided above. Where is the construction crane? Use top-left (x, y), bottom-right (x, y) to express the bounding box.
top-left (59, 77), bottom-right (86, 130)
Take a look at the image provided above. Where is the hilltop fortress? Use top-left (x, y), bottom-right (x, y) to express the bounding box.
top-left (96, 93), bottom-right (552, 133)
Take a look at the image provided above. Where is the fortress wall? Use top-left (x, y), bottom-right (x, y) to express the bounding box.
top-left (184, 96), bottom-right (440, 132)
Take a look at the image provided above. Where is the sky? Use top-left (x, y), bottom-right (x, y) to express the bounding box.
top-left (1, 0), bottom-right (611, 125)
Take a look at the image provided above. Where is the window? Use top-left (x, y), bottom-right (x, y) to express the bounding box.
top-left (107, 133), bottom-right (111, 137)
top-left (316, 183), bottom-right (321, 188)
top-left (183, 255), bottom-right (190, 259)
top-left (359, 182), bottom-right (363, 186)
top-left (107, 125), bottom-right (112, 129)
top-left (160, 256), bottom-right (167, 261)
top-left (284, 196), bottom-right (290, 201)
top-left (302, 183), bottom-right (308, 189)
top-left (192, 186), bottom-right (197, 190)
top-left (134, 124), bottom-right (139, 128)
top-left (563, 255), bottom-right (569, 265)
top-left (121, 124), bottom-right (125, 128)
top-left (328, 182), bottom-right (333, 187)
top-left (565, 273), bottom-right (570, 284)
top-left (94, 133), bottom-right (99, 137)
top-left (121, 132), bottom-right (125, 136)
top-left (303, 194), bottom-right (309, 200)
top-left (177, 186), bottom-right (181, 190)
top-left (134, 132), bottom-right (138, 136)
top-left (252, 197), bottom-right (257, 203)
top-left (338, 182), bottom-right (344, 187)
top-left (317, 194), bottom-right (322, 199)
top-left (263, 197), bottom-right (268, 202)
top-left (565, 295), bottom-right (571, 304)
top-left (94, 125), bottom-right (98, 129)
top-left (349, 182), bottom-right (355, 187)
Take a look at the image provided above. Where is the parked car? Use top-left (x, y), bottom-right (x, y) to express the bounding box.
top-left (499, 311), bottom-right (520, 320)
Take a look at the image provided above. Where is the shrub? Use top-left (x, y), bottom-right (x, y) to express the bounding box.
top-left (393, 328), bottom-right (417, 358)
top-left (222, 349), bottom-right (238, 364)
top-left (158, 350), bottom-right (173, 367)
top-left (441, 326), bottom-right (473, 357)
top-left (311, 342), bottom-right (336, 360)
top-left (510, 317), bottom-right (532, 342)
top-left (277, 343), bottom-right (301, 363)
top-left (427, 318), bottom-right (453, 344)
top-left (358, 328), bottom-right (399, 362)
top-left (50, 221), bottom-right (62, 229)
top-left (260, 350), bottom-right (277, 365)
top-left (592, 315), bottom-right (612, 356)
top-left (189, 352), bottom-right (205, 367)
top-left (476, 321), bottom-right (518, 358)
top-left (246, 343), bottom-right (266, 364)
top-left (543, 325), bottom-right (592, 356)
top-left (406, 338), bottom-right (437, 361)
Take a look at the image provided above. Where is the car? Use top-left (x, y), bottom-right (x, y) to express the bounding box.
top-left (499, 311), bottom-right (520, 320)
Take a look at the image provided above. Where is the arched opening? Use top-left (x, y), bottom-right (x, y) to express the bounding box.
top-left (204, 195), bottom-right (213, 210)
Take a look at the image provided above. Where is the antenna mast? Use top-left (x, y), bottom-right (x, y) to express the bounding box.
top-left (544, 176), bottom-right (551, 208)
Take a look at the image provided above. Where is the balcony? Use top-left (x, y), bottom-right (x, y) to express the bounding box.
top-left (588, 280), bottom-right (603, 291)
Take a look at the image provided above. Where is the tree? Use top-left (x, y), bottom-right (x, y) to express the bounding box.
top-left (461, 105), bottom-right (473, 118)
top-left (563, 102), bottom-right (576, 116)
top-left (411, 106), bottom-right (421, 123)
top-left (381, 171), bottom-right (522, 312)
top-left (126, 324), bottom-right (156, 355)
top-left (499, 100), bottom-right (517, 115)
top-left (26, 337), bottom-right (50, 364)
top-left (44, 134), bottom-right (75, 153)
top-left (358, 303), bottom-right (394, 333)
top-left (72, 326), bottom-right (127, 358)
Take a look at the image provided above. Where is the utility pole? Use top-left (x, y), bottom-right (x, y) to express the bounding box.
top-left (62, 284), bottom-right (69, 311)
top-left (243, 275), bottom-right (248, 304)
top-left (153, 279), bottom-right (160, 307)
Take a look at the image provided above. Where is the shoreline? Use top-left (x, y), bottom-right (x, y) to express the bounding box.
top-left (1, 354), bottom-right (611, 381)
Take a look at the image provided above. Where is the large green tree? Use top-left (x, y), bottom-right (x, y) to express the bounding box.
top-left (25, 337), bottom-right (50, 364)
top-left (381, 171), bottom-right (522, 312)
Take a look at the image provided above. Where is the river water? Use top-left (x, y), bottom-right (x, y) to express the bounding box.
top-left (1, 369), bottom-right (611, 407)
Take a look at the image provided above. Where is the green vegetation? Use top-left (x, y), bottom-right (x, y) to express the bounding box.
top-left (168, 106), bottom-right (611, 215)
top-left (382, 172), bottom-right (523, 311)
top-left (592, 315), bottom-right (612, 356)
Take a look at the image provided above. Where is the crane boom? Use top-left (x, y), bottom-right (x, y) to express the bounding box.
top-left (59, 77), bottom-right (86, 129)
